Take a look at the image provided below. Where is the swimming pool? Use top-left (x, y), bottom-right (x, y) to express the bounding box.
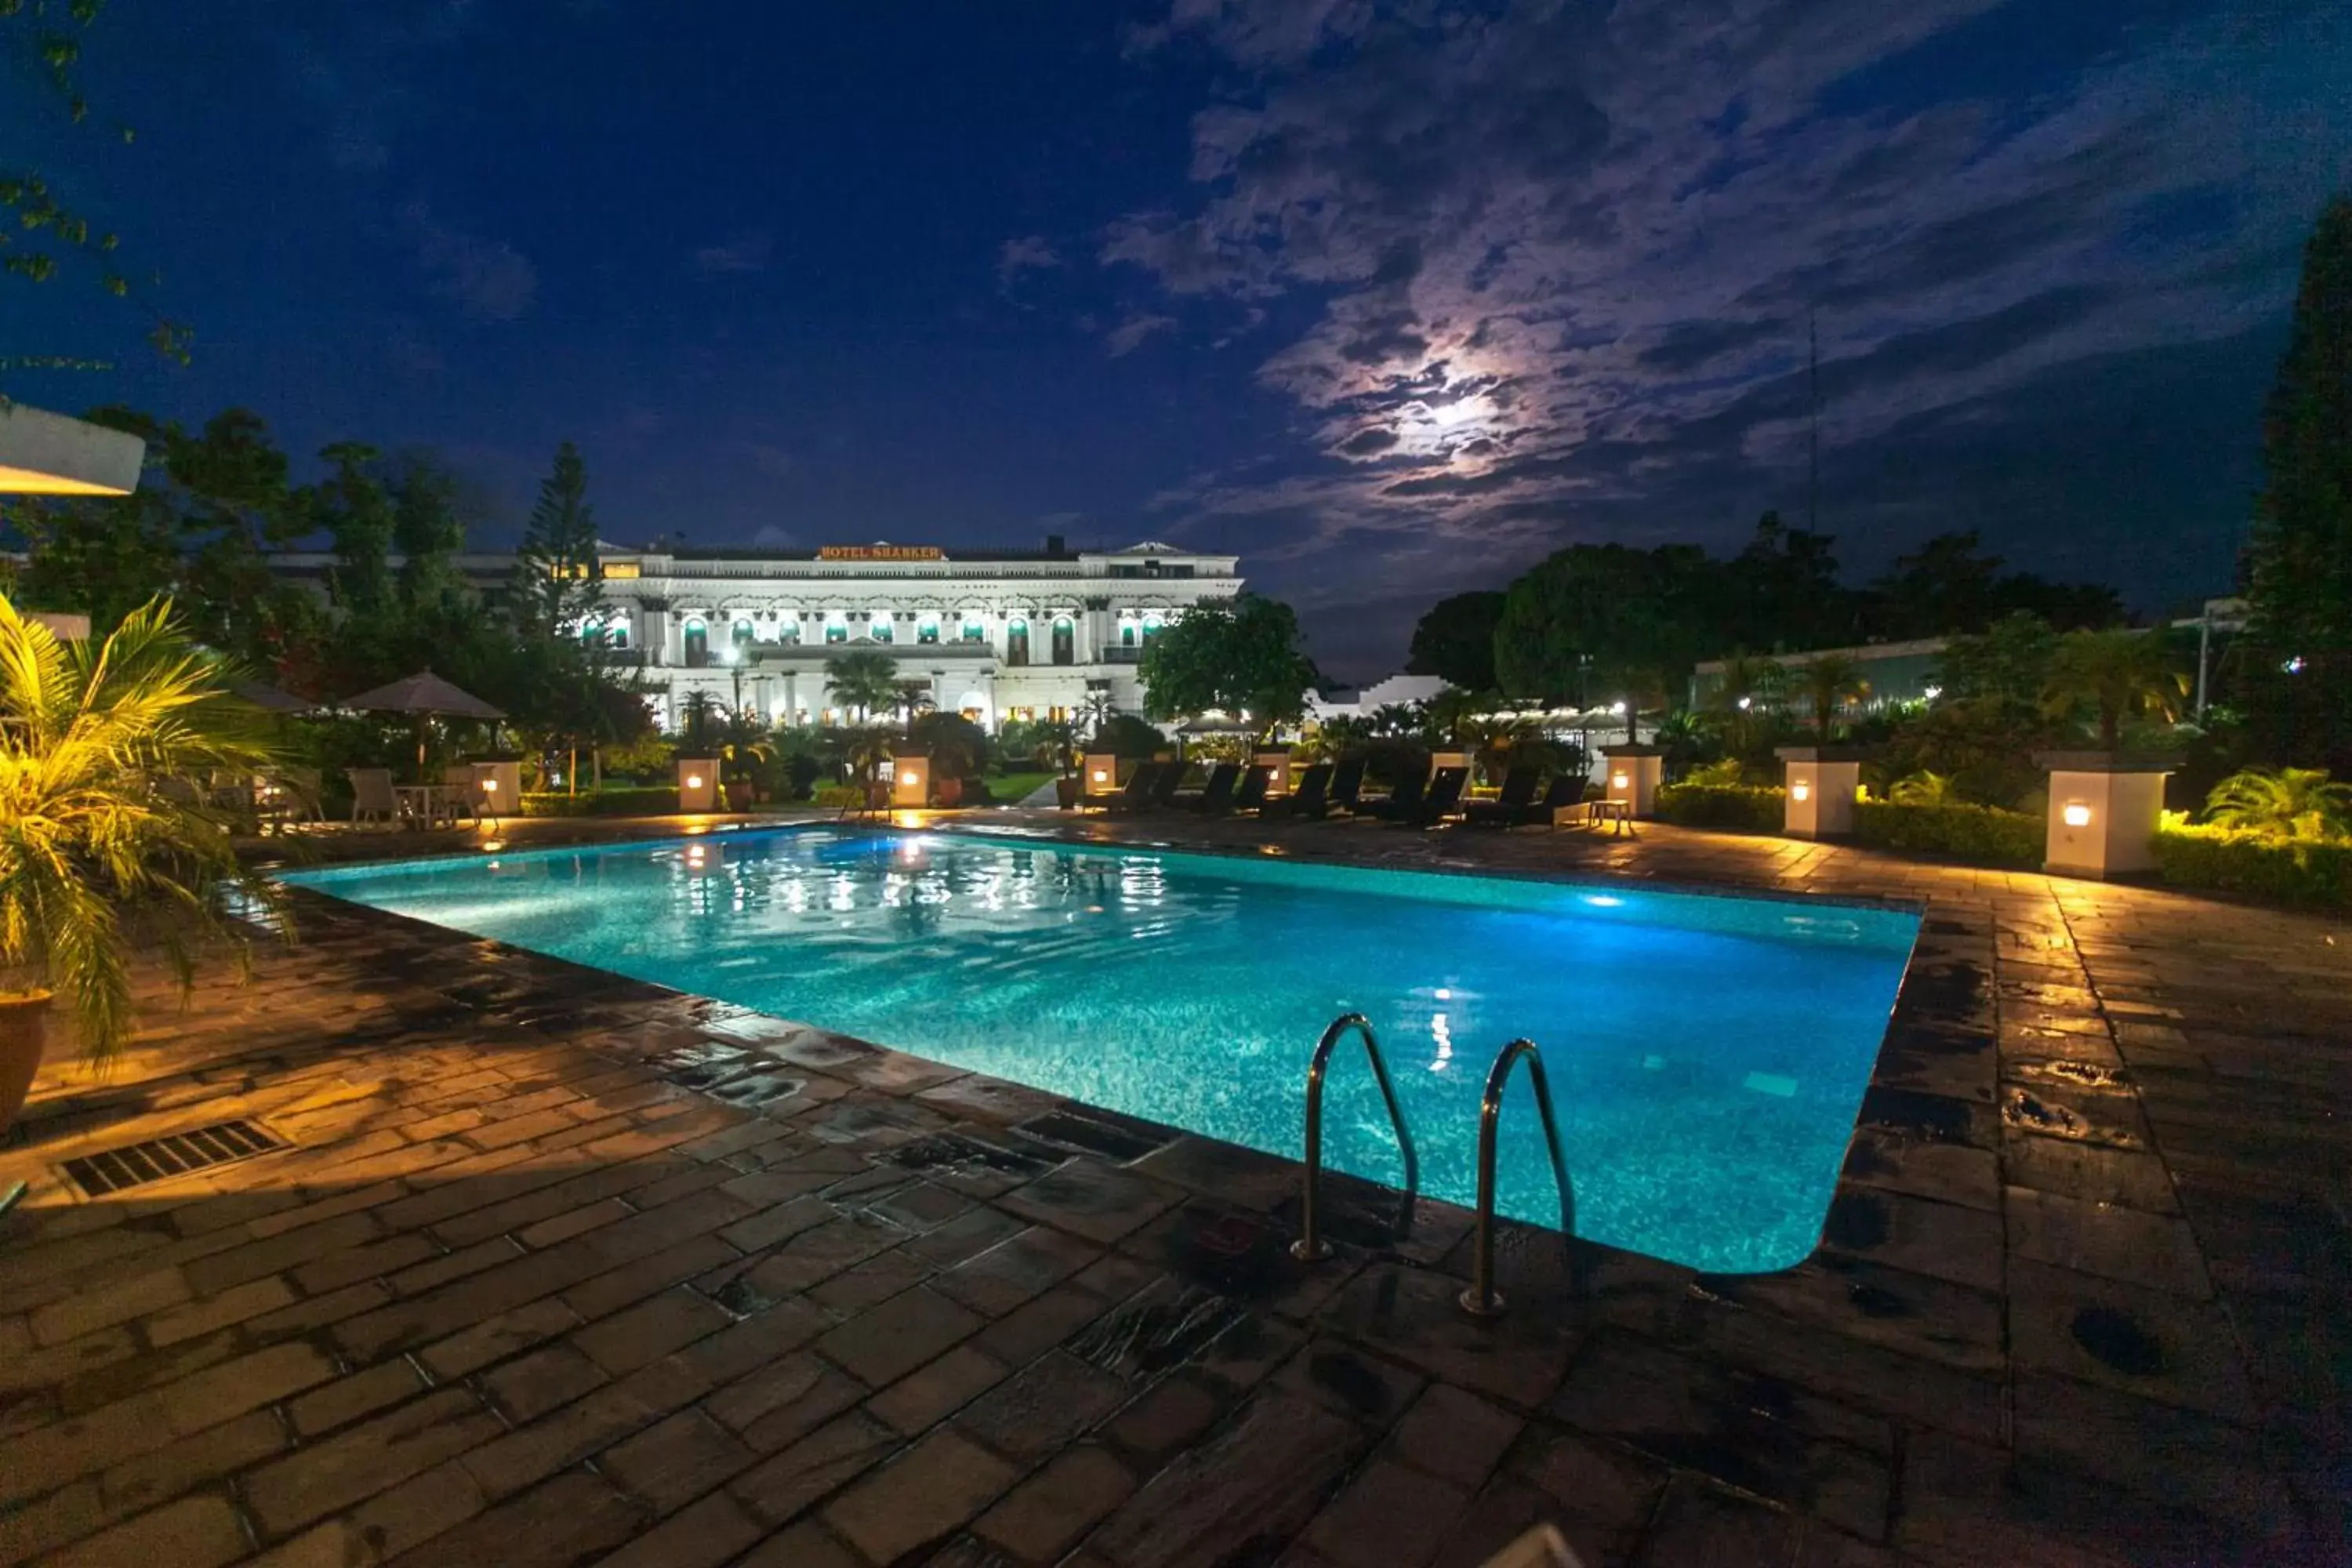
top-left (283, 827), bottom-right (1917, 1272)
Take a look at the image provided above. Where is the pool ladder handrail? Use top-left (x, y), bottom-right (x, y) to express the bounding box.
top-left (1291, 1012), bottom-right (1420, 1262)
top-left (1459, 1036), bottom-right (1575, 1318)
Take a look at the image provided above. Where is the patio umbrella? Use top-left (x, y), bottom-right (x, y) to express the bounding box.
top-left (339, 669), bottom-right (506, 779)
top-left (230, 680), bottom-right (318, 715)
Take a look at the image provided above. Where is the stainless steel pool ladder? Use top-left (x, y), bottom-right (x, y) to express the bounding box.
top-left (1290, 1012), bottom-right (1420, 1262)
top-left (1458, 1036), bottom-right (1575, 1318)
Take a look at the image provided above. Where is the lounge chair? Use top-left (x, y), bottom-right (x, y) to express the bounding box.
top-left (1463, 765), bottom-right (1542, 828)
top-left (1363, 766), bottom-right (1431, 822)
top-left (1149, 761), bottom-right (1188, 809)
top-left (1229, 764), bottom-right (1273, 815)
top-left (347, 768), bottom-right (397, 828)
top-left (441, 766), bottom-right (480, 827)
top-left (1104, 761), bottom-right (1163, 814)
top-left (1326, 757), bottom-right (1368, 816)
top-left (1393, 765), bottom-right (1469, 826)
top-left (1186, 762), bottom-right (1240, 814)
top-left (1265, 761), bottom-right (1334, 821)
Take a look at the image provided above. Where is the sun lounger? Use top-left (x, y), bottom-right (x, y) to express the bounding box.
top-left (1462, 764), bottom-right (1542, 828)
top-left (1102, 761), bottom-right (1163, 813)
top-left (1265, 761), bottom-right (1334, 820)
top-left (1186, 762), bottom-right (1240, 814)
top-left (1394, 765), bottom-right (1469, 826)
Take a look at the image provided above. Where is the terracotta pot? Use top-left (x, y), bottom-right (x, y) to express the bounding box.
top-left (0, 991), bottom-right (51, 1138)
top-left (724, 781), bottom-right (754, 811)
top-left (934, 777), bottom-right (964, 808)
top-left (1054, 776), bottom-right (1082, 810)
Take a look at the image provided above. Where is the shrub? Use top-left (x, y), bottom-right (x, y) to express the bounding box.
top-left (811, 784), bottom-right (865, 810)
top-left (1679, 757), bottom-right (1747, 787)
top-left (1853, 800), bottom-right (2042, 867)
top-left (520, 786), bottom-right (680, 817)
top-left (2202, 766), bottom-right (2352, 840)
top-left (1655, 782), bottom-right (1784, 832)
top-left (2151, 824), bottom-right (2352, 909)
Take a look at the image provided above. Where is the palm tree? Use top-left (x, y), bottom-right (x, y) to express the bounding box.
top-left (1, 595), bottom-right (292, 1070)
top-left (1798, 655), bottom-right (1871, 737)
top-left (677, 691), bottom-right (719, 750)
top-left (822, 649), bottom-right (902, 724)
top-left (1707, 652), bottom-right (1786, 754)
top-left (2205, 767), bottom-right (2352, 840)
top-left (2040, 629), bottom-right (2186, 754)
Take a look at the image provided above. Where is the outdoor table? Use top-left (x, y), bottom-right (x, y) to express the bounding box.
top-left (1554, 799), bottom-right (1637, 837)
top-left (394, 783), bottom-right (461, 829)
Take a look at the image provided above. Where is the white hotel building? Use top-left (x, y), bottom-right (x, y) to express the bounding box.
top-left (270, 535), bottom-right (1243, 731)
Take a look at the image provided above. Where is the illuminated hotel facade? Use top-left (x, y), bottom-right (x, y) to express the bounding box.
top-left (269, 536), bottom-right (1243, 731)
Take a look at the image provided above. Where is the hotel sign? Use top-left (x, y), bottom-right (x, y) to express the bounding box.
top-left (818, 544), bottom-right (943, 562)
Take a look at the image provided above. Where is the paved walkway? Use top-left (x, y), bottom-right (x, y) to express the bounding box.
top-left (0, 810), bottom-right (2343, 1566)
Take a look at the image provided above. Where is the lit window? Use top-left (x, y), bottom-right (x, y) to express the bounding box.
top-left (918, 617), bottom-right (940, 644)
top-left (962, 619), bottom-right (985, 642)
top-left (600, 560), bottom-right (641, 579)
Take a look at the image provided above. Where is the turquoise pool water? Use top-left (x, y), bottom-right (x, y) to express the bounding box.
top-left (282, 826), bottom-right (1916, 1272)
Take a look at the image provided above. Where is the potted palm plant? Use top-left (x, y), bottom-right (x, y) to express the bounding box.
top-left (1, 596), bottom-right (292, 1134)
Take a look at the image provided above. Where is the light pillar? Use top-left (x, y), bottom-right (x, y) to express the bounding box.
top-left (2035, 752), bottom-right (2178, 880)
top-left (891, 751), bottom-right (931, 809)
top-left (467, 760), bottom-right (522, 820)
top-left (1601, 743), bottom-right (1664, 817)
top-left (676, 757), bottom-right (720, 813)
top-left (1080, 751), bottom-right (1120, 798)
top-left (1776, 746), bottom-right (1866, 840)
top-left (1252, 746), bottom-right (1293, 797)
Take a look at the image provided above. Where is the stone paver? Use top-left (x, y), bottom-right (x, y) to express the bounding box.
top-left (0, 808), bottom-right (2341, 1564)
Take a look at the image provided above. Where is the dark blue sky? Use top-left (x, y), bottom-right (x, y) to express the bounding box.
top-left (5, 1), bottom-right (2347, 677)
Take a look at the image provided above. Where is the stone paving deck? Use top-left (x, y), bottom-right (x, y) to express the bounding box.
top-left (0, 808), bottom-right (2345, 1566)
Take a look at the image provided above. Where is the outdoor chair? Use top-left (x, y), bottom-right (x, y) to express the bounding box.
top-left (1265, 761), bottom-right (1334, 820)
top-left (1325, 757), bottom-right (1368, 815)
top-left (1463, 764), bottom-right (1543, 828)
top-left (1229, 764), bottom-right (1273, 815)
top-left (1104, 761), bottom-right (1163, 814)
top-left (441, 766), bottom-right (479, 826)
top-left (1149, 760), bottom-right (1189, 808)
top-left (347, 768), bottom-right (398, 828)
top-left (1363, 765), bottom-right (1431, 821)
top-left (1394, 765), bottom-right (1470, 827)
top-left (257, 767), bottom-right (324, 833)
top-left (1186, 762), bottom-right (1240, 814)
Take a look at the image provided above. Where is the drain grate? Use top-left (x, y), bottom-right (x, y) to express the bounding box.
top-left (63, 1120), bottom-right (287, 1197)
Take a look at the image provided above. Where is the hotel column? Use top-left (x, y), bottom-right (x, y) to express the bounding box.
top-left (783, 672), bottom-right (800, 727)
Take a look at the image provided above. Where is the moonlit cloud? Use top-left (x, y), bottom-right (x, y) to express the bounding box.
top-left (691, 234), bottom-right (775, 275)
top-left (405, 205), bottom-right (539, 321)
top-left (1104, 313), bottom-right (1178, 358)
top-left (1102, 0), bottom-right (2352, 645)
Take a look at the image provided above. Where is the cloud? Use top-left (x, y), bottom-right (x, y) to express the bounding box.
top-left (738, 441), bottom-right (794, 478)
top-left (1104, 313), bottom-right (1178, 358)
top-left (405, 204), bottom-right (538, 321)
top-left (996, 234), bottom-right (1064, 285)
top-left (753, 524), bottom-right (797, 547)
top-left (1100, 0), bottom-right (2352, 642)
top-left (692, 234), bottom-right (774, 275)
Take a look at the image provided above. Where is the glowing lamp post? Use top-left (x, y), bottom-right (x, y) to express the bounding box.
top-left (1599, 744), bottom-right (1662, 818)
top-left (676, 757), bottom-right (720, 814)
top-left (1776, 746), bottom-right (1865, 840)
top-left (1251, 744), bottom-right (1294, 797)
top-left (467, 760), bottom-right (521, 823)
top-left (891, 750), bottom-right (931, 809)
top-left (1081, 752), bottom-right (1120, 801)
top-left (2035, 751), bottom-right (2178, 880)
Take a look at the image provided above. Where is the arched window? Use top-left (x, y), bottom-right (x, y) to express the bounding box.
top-left (870, 612), bottom-right (894, 644)
top-left (1120, 622), bottom-right (1138, 648)
top-left (607, 620), bottom-right (630, 651)
top-left (917, 616), bottom-right (941, 645)
top-left (1142, 612), bottom-right (1164, 644)
top-left (961, 618), bottom-right (986, 643)
top-left (825, 615), bottom-right (848, 644)
top-left (732, 619), bottom-right (755, 648)
top-left (683, 619), bottom-right (710, 668)
top-left (1051, 617), bottom-right (1075, 666)
top-left (1006, 619), bottom-right (1029, 667)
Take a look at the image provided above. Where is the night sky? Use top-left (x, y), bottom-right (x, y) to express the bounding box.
top-left (5, 1), bottom-right (2347, 680)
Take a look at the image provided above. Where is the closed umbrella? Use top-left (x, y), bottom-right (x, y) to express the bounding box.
top-left (339, 670), bottom-right (506, 779)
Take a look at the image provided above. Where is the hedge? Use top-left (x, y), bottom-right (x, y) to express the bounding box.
top-left (1655, 783), bottom-right (1784, 832)
top-left (2151, 825), bottom-right (2352, 909)
top-left (1853, 800), bottom-right (2042, 868)
top-left (519, 786), bottom-right (681, 817)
